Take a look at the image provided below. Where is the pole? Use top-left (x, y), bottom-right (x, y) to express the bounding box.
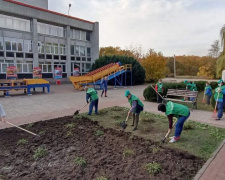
top-left (174, 54), bottom-right (176, 78)
top-left (68, 4), bottom-right (71, 15)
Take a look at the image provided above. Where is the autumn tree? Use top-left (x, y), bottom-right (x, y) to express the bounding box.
top-left (197, 57), bottom-right (216, 79)
top-left (142, 49), bottom-right (167, 81)
top-left (215, 25), bottom-right (225, 77)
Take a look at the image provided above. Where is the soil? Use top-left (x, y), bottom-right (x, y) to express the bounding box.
top-left (0, 116), bottom-right (205, 180)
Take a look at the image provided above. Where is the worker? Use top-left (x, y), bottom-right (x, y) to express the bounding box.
top-left (214, 79), bottom-right (225, 120)
top-left (184, 80), bottom-right (191, 90)
top-left (0, 103), bottom-right (6, 122)
top-left (101, 76), bottom-right (108, 97)
top-left (155, 79), bottom-right (164, 103)
top-left (189, 81), bottom-right (197, 102)
top-left (158, 101), bottom-right (190, 143)
top-left (125, 90), bottom-right (144, 131)
top-left (85, 87), bottom-right (99, 115)
top-left (204, 82), bottom-right (212, 105)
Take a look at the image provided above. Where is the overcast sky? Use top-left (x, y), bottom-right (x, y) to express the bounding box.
top-left (49, 0), bottom-right (225, 57)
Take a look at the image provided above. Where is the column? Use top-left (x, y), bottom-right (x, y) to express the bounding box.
top-left (32, 18), bottom-right (39, 67)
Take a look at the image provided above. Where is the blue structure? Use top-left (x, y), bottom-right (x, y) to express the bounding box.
top-left (81, 64), bottom-right (132, 90)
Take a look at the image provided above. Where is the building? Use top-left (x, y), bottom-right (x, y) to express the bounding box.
top-left (0, 0), bottom-right (99, 79)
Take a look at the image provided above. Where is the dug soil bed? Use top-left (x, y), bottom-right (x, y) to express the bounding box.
top-left (0, 116), bottom-right (205, 180)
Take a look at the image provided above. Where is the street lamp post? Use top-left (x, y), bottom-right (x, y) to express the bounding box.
top-left (174, 54), bottom-right (176, 78)
top-left (68, 4), bottom-right (71, 15)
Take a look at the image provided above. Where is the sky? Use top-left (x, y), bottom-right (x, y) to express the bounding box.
top-left (49, 0), bottom-right (225, 57)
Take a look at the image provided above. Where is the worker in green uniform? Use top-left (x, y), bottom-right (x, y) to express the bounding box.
top-left (125, 90), bottom-right (144, 131)
top-left (155, 79), bottom-right (164, 103)
top-left (85, 87), bottom-right (99, 115)
top-left (214, 80), bottom-right (225, 120)
top-left (158, 101), bottom-right (190, 143)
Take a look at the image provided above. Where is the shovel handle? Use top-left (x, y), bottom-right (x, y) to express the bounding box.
top-left (3, 120), bottom-right (39, 137)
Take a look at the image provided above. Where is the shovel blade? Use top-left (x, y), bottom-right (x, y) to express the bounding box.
top-left (162, 138), bottom-right (166, 143)
top-left (121, 121), bottom-right (127, 130)
top-left (74, 110), bottom-right (79, 115)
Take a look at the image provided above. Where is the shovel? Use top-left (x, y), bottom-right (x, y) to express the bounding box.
top-left (121, 114), bottom-right (129, 130)
top-left (1, 118), bottom-right (40, 137)
top-left (162, 118), bottom-right (177, 143)
top-left (74, 102), bottom-right (89, 115)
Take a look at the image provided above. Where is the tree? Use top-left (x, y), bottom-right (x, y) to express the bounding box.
top-left (220, 24), bottom-right (225, 55)
top-left (208, 40), bottom-right (220, 58)
top-left (141, 49), bottom-right (166, 82)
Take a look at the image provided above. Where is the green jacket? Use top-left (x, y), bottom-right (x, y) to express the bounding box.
top-left (166, 101), bottom-right (189, 118)
top-left (86, 88), bottom-right (98, 101)
top-left (128, 94), bottom-right (144, 107)
top-left (190, 83), bottom-right (197, 91)
top-left (157, 83), bottom-right (164, 93)
top-left (214, 85), bottom-right (225, 102)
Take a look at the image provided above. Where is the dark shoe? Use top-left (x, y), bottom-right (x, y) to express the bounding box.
top-left (87, 113), bottom-right (91, 115)
top-left (105, 96), bottom-right (107, 97)
top-left (215, 118), bottom-right (220, 120)
top-left (131, 124), bottom-right (134, 126)
top-left (95, 113), bottom-right (99, 115)
top-left (133, 127), bottom-right (137, 131)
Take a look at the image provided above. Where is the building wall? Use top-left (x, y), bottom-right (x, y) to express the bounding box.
top-left (13, 0), bottom-right (48, 9)
top-left (0, 0), bottom-right (99, 80)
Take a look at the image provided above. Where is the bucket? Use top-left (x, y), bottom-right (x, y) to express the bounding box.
top-left (56, 80), bottom-right (61, 85)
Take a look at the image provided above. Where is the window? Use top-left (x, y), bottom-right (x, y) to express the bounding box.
top-left (24, 40), bottom-right (32, 52)
top-left (60, 44), bottom-right (66, 55)
top-left (39, 62), bottom-right (52, 73)
top-left (17, 62), bottom-right (33, 73)
top-left (4, 37), bottom-right (23, 52)
top-left (80, 31), bottom-right (86, 41)
top-left (0, 14), bottom-right (31, 32)
top-left (0, 37), bottom-right (3, 50)
top-left (38, 41), bottom-right (44, 53)
top-left (0, 62), bottom-right (14, 73)
top-left (71, 45), bottom-right (75, 55)
top-left (75, 46), bottom-right (79, 56)
top-left (37, 22), bottom-right (64, 37)
top-left (75, 30), bottom-right (80, 39)
top-left (53, 43), bottom-right (59, 54)
top-left (86, 32), bottom-right (90, 41)
top-left (87, 47), bottom-right (91, 56)
top-left (54, 62), bottom-right (66, 73)
top-left (45, 43), bottom-right (59, 54)
top-left (86, 63), bottom-right (91, 71)
top-left (80, 46), bottom-right (85, 56)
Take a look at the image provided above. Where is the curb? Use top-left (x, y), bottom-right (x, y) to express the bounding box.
top-left (194, 139), bottom-right (225, 180)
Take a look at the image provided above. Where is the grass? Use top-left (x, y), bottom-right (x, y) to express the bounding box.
top-left (17, 139), bottom-right (28, 145)
top-left (65, 123), bottom-right (76, 129)
top-left (95, 130), bottom-right (104, 136)
top-left (96, 176), bottom-right (108, 180)
top-left (123, 149), bottom-right (135, 158)
top-left (74, 157), bottom-right (86, 167)
top-left (81, 106), bottom-right (225, 159)
top-left (33, 147), bottom-right (48, 160)
top-left (176, 91), bottom-right (214, 111)
top-left (144, 162), bottom-right (161, 176)
top-left (26, 123), bottom-right (34, 128)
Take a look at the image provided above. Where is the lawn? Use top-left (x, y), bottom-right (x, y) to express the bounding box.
top-left (83, 106), bottom-right (225, 159)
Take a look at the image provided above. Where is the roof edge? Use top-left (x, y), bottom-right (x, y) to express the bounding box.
top-left (4, 0), bottom-right (95, 24)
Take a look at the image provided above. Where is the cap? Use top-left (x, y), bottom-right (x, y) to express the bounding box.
top-left (125, 90), bottom-right (131, 97)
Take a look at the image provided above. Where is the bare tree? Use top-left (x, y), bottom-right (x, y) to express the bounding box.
top-left (208, 40), bottom-right (220, 58)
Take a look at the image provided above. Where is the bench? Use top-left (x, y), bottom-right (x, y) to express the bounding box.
top-left (164, 89), bottom-right (199, 109)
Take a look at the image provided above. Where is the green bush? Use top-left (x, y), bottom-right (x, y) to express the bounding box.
top-left (210, 82), bottom-right (218, 89)
top-left (74, 157), bottom-right (87, 167)
top-left (91, 55), bottom-right (145, 85)
top-left (144, 162), bottom-right (161, 175)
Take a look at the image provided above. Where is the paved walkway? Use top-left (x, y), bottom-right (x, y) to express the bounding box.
top-left (0, 84), bottom-right (225, 179)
